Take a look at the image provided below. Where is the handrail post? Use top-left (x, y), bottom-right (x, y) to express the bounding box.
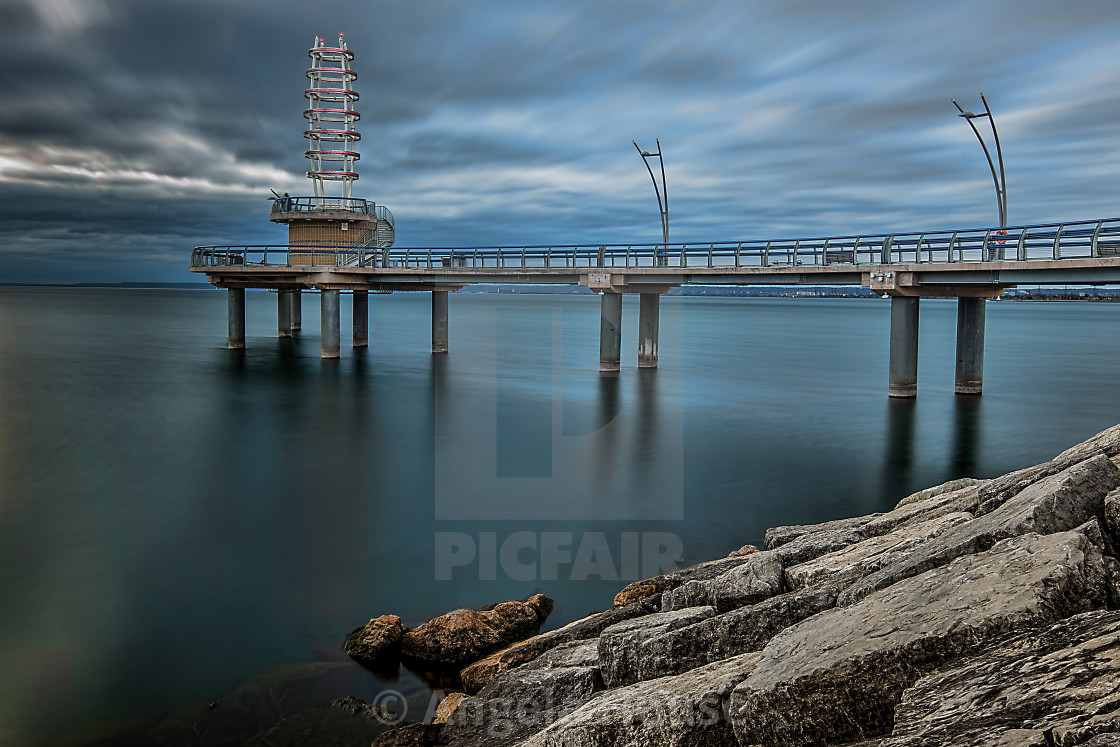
top-left (916, 234), bottom-right (925, 263)
top-left (680, 244), bottom-right (688, 268)
top-left (982, 230), bottom-right (992, 261)
top-left (546, 246), bottom-right (552, 268)
top-left (1053, 224), bottom-right (1064, 259)
top-left (948, 232), bottom-right (959, 263)
top-left (882, 236), bottom-right (893, 265)
top-left (793, 240), bottom-right (800, 266)
top-left (852, 237), bottom-right (861, 265)
top-left (1017, 229), bottom-right (1028, 261)
top-left (822, 238), bottom-right (831, 265)
top-left (735, 242), bottom-right (743, 267)
top-left (1092, 221), bottom-right (1103, 257)
top-left (763, 241), bottom-right (771, 267)
top-left (707, 243), bottom-right (714, 268)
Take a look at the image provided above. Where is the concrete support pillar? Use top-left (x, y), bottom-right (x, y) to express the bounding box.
top-left (638, 293), bottom-right (660, 368)
top-left (277, 290), bottom-right (292, 338)
top-left (888, 296), bottom-right (920, 398)
top-left (955, 297), bottom-right (986, 395)
top-left (600, 292), bottom-right (622, 373)
top-left (321, 290), bottom-right (340, 359)
top-left (291, 291), bottom-right (302, 330)
top-left (227, 288), bottom-right (245, 350)
top-left (353, 290), bottom-right (368, 347)
top-left (432, 290), bottom-right (448, 353)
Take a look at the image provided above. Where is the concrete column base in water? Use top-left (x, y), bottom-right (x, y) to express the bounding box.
top-left (353, 291), bottom-right (368, 348)
top-left (638, 293), bottom-right (660, 368)
top-left (291, 291), bottom-right (301, 331)
top-left (432, 290), bottom-right (448, 353)
top-left (955, 297), bottom-right (986, 395)
top-left (277, 290), bottom-right (293, 338)
top-left (227, 288), bottom-right (245, 350)
top-left (600, 292), bottom-right (622, 373)
top-left (888, 296), bottom-right (920, 398)
top-left (321, 289), bottom-right (340, 359)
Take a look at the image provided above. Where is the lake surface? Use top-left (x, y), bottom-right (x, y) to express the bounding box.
top-left (1, 287), bottom-right (1118, 745)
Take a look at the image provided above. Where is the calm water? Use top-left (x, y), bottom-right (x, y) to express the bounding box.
top-left (1, 287), bottom-right (1119, 744)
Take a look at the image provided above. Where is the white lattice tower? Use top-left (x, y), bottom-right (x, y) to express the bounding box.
top-left (304, 34), bottom-right (360, 201)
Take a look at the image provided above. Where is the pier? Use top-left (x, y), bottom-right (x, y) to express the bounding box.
top-left (193, 216), bottom-right (1120, 397)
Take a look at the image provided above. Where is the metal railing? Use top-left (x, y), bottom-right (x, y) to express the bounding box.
top-left (194, 217), bottom-right (1120, 270)
top-left (269, 196), bottom-right (395, 228)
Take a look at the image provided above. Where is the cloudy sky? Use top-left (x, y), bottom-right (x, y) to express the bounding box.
top-left (1, 0), bottom-right (1118, 283)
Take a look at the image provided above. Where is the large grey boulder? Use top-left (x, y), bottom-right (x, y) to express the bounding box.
top-left (662, 551), bottom-right (784, 612)
top-left (459, 598), bottom-right (656, 695)
top-left (730, 527), bottom-right (1109, 746)
top-left (892, 477), bottom-right (987, 509)
top-left (474, 639), bottom-right (602, 710)
top-left (866, 483), bottom-right (982, 536)
top-left (882, 610), bottom-right (1120, 746)
top-left (785, 511), bottom-right (973, 592)
top-left (637, 589), bottom-right (836, 681)
top-left (772, 525), bottom-right (870, 566)
top-left (598, 606), bottom-right (718, 688)
top-left (611, 554), bottom-right (759, 609)
top-left (520, 653), bottom-right (760, 747)
top-left (442, 643), bottom-right (606, 747)
top-left (839, 455), bottom-right (1120, 606)
top-left (764, 513), bottom-right (880, 550)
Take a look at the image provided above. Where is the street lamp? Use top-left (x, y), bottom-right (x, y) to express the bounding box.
top-left (633, 139), bottom-right (669, 265)
top-left (952, 94), bottom-right (1007, 228)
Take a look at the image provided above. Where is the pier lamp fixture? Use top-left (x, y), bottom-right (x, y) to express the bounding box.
top-left (952, 94), bottom-right (1007, 228)
top-left (633, 139), bottom-right (669, 266)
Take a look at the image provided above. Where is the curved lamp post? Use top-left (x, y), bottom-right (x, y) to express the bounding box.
top-left (633, 139), bottom-right (668, 265)
top-left (952, 94), bottom-right (1007, 228)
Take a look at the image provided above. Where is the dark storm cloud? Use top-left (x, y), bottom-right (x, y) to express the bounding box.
top-left (1, 0), bottom-right (1119, 282)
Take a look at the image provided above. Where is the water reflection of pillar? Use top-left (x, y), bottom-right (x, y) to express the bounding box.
top-left (592, 374), bottom-right (623, 490)
top-left (354, 291), bottom-right (368, 348)
top-left (881, 398), bottom-right (917, 504)
top-left (951, 395), bottom-right (981, 476)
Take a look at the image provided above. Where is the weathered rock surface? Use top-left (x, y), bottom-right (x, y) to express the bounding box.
top-left (344, 614), bottom-right (406, 669)
top-left (475, 640), bottom-right (603, 710)
top-left (1053, 422), bottom-right (1120, 463)
top-left (459, 599), bottom-right (657, 694)
top-left (730, 528), bottom-right (1109, 746)
top-left (1105, 487), bottom-right (1120, 547)
top-left (611, 555), bottom-right (766, 609)
top-left (444, 642), bottom-right (606, 743)
top-left (520, 653), bottom-right (760, 747)
top-left (882, 611), bottom-right (1120, 746)
top-left (773, 525), bottom-right (870, 566)
top-left (866, 484), bottom-right (981, 537)
top-left (764, 512), bottom-right (880, 549)
top-left (893, 477), bottom-right (987, 509)
top-left (839, 455), bottom-right (1120, 606)
top-left (727, 543), bottom-right (760, 557)
top-left (433, 692), bottom-right (469, 725)
top-left (637, 588), bottom-right (836, 680)
top-left (662, 551), bottom-right (784, 612)
top-left (598, 606), bottom-right (718, 688)
top-left (400, 594), bottom-right (554, 667)
top-left (785, 511), bottom-right (973, 592)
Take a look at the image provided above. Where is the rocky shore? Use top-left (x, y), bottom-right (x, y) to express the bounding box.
top-left (355, 422), bottom-right (1120, 746)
